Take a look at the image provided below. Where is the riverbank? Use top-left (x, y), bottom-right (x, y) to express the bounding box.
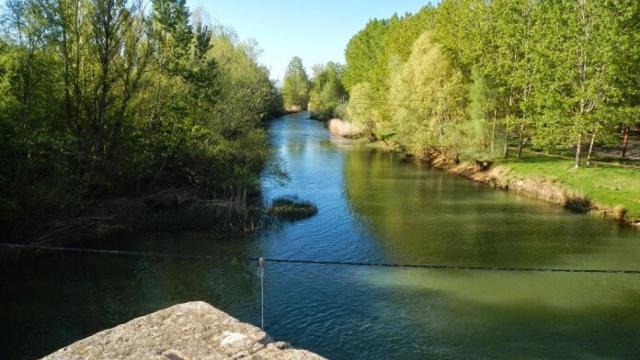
top-left (6, 187), bottom-right (322, 249)
top-left (421, 154), bottom-right (639, 226)
top-left (316, 113), bottom-right (639, 226)
top-left (3, 188), bottom-right (264, 247)
top-left (326, 118), bottom-right (366, 138)
top-left (348, 135), bottom-right (640, 227)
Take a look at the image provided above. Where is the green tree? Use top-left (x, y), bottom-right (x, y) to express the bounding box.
top-left (339, 0), bottom-right (639, 169)
top-left (435, 0), bottom-right (489, 77)
top-left (342, 19), bottom-right (389, 92)
top-left (282, 56), bottom-right (310, 110)
top-left (384, 7), bottom-right (436, 64)
top-left (0, 1), bottom-right (280, 239)
top-left (533, 0), bottom-right (620, 168)
top-left (468, 65), bottom-right (497, 157)
top-left (345, 82), bottom-right (377, 135)
top-left (308, 61), bottom-right (345, 120)
top-left (608, 1), bottom-right (640, 159)
top-left (482, 0), bottom-right (538, 158)
top-left (389, 33), bottom-right (466, 159)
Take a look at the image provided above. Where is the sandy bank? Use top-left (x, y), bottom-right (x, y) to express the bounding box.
top-left (327, 118), bottom-right (365, 138)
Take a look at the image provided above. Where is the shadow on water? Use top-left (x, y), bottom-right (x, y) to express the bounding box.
top-left (358, 267), bottom-right (640, 359)
top-left (0, 247), bottom-right (260, 359)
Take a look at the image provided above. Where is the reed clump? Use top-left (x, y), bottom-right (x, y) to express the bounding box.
top-left (267, 196), bottom-right (318, 221)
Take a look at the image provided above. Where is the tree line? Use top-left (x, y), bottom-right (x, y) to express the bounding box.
top-left (281, 56), bottom-right (348, 121)
top-left (309, 0), bottom-right (639, 166)
top-left (0, 0), bottom-right (283, 238)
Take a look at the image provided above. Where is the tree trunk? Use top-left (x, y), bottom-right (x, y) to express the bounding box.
top-left (491, 110), bottom-right (497, 154)
top-left (503, 124), bottom-right (509, 158)
top-left (621, 127), bottom-right (629, 158)
top-left (574, 132), bottom-right (583, 168)
top-left (517, 122), bottom-right (525, 158)
top-left (586, 129), bottom-right (597, 167)
top-left (59, 1), bottom-right (72, 127)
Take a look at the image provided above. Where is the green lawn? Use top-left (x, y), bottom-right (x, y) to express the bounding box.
top-left (498, 155), bottom-right (640, 222)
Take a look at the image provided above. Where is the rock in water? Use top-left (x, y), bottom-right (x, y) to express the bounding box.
top-left (42, 301), bottom-right (325, 360)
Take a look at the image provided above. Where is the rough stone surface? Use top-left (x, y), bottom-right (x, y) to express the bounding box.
top-left (42, 302), bottom-right (325, 360)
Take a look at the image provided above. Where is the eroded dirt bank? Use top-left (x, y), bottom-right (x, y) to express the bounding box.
top-left (418, 154), bottom-right (638, 227)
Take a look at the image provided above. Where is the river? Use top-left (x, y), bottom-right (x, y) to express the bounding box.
top-left (2, 112), bottom-right (640, 359)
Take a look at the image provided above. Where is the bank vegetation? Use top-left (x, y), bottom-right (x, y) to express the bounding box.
top-left (0, 0), bottom-right (284, 240)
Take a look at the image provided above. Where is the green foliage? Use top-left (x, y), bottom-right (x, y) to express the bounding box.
top-left (384, 7), bottom-right (436, 64)
top-left (341, 0), bottom-right (639, 168)
top-left (435, 0), bottom-right (489, 75)
top-left (530, 0), bottom-right (620, 167)
top-left (0, 0), bottom-right (282, 239)
top-left (466, 65), bottom-right (498, 158)
top-left (282, 56), bottom-right (310, 110)
top-left (342, 19), bottom-right (390, 92)
top-left (346, 82), bottom-right (379, 133)
top-left (308, 61), bottom-right (346, 120)
top-left (343, 8), bottom-right (437, 136)
top-left (343, 19), bottom-right (393, 129)
top-left (389, 33), bottom-right (466, 158)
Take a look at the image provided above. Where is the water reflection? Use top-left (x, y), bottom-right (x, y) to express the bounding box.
top-left (343, 147), bottom-right (640, 269)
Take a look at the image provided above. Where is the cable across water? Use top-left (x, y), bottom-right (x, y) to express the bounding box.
top-left (2, 242), bottom-right (640, 275)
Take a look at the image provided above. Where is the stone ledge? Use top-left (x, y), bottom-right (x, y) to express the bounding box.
top-left (42, 301), bottom-right (325, 360)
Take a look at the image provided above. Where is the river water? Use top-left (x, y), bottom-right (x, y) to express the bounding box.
top-left (2, 112), bottom-right (640, 359)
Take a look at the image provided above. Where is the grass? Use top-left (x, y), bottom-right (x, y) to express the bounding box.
top-left (267, 196), bottom-right (318, 221)
top-left (498, 155), bottom-right (640, 222)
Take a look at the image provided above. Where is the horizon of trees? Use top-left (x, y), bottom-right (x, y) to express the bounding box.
top-left (308, 61), bottom-right (347, 121)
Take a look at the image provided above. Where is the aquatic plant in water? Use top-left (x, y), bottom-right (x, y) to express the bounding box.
top-left (267, 195), bottom-right (318, 221)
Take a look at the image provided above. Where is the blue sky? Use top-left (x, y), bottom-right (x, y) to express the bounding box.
top-left (188, 0), bottom-right (431, 83)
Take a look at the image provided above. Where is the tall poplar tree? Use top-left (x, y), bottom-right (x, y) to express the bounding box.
top-left (282, 56), bottom-right (310, 110)
top-left (535, 0), bottom-right (618, 168)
